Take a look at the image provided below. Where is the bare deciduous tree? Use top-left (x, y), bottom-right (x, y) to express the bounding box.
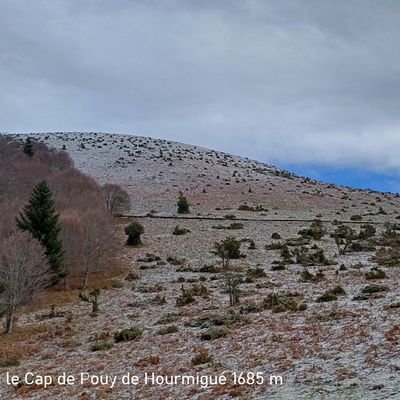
top-left (81, 212), bottom-right (117, 289)
top-left (0, 231), bottom-right (52, 333)
top-left (101, 183), bottom-right (131, 215)
top-left (60, 214), bottom-right (84, 290)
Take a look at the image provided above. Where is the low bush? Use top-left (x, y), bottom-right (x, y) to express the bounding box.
top-left (271, 262), bottom-right (286, 271)
top-left (238, 204), bottom-right (267, 212)
top-left (300, 268), bottom-right (324, 282)
top-left (176, 285), bottom-right (195, 306)
top-left (173, 225), bottom-right (190, 235)
top-left (361, 284), bottom-right (388, 294)
top-left (91, 340), bottom-right (114, 352)
top-left (262, 293), bottom-right (298, 313)
top-left (359, 224), bottom-right (376, 239)
top-left (191, 347), bottom-right (212, 365)
top-left (200, 327), bottom-right (228, 341)
top-left (199, 264), bottom-right (220, 273)
top-left (167, 256), bottom-right (185, 265)
top-left (0, 356), bottom-right (20, 368)
top-left (365, 267), bottom-right (386, 280)
top-left (316, 285), bottom-right (346, 302)
top-left (137, 253), bottom-right (161, 262)
top-left (247, 267), bottom-right (267, 278)
top-left (295, 246), bottom-right (330, 266)
top-left (329, 285), bottom-right (346, 295)
top-left (298, 303), bottom-right (308, 311)
top-left (157, 325), bottom-right (178, 335)
top-left (188, 313), bottom-right (250, 329)
top-left (316, 292), bottom-right (337, 302)
top-left (114, 327), bottom-right (143, 343)
top-left (286, 237), bottom-right (310, 246)
top-left (298, 219), bottom-right (325, 240)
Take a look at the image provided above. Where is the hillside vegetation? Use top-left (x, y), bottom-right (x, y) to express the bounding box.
top-left (1, 133), bottom-right (399, 400)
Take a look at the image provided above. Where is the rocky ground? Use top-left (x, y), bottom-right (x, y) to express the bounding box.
top-left (1, 132), bottom-right (399, 399)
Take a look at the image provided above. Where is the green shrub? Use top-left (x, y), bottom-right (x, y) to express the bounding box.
top-left (176, 285), bottom-right (195, 306)
top-left (238, 204), bottom-right (267, 212)
top-left (316, 292), bottom-right (337, 302)
top-left (265, 242), bottom-right (284, 250)
top-left (300, 268), bottom-right (319, 282)
top-left (359, 224), bottom-right (376, 239)
top-left (213, 236), bottom-right (241, 268)
top-left (247, 267), bottom-right (266, 278)
top-left (365, 267), bottom-right (386, 280)
top-left (298, 303), bottom-right (308, 311)
top-left (280, 245), bottom-right (292, 260)
top-left (286, 237), bottom-right (310, 246)
top-left (157, 325), bottom-right (179, 335)
top-left (79, 288), bottom-right (101, 315)
top-left (173, 225), bottom-right (190, 235)
top-left (295, 246), bottom-right (329, 266)
top-left (167, 256), bottom-right (185, 265)
top-left (262, 293), bottom-right (298, 312)
top-left (361, 284), bottom-right (388, 294)
top-left (199, 264), bottom-right (219, 273)
top-left (271, 262), bottom-right (285, 271)
top-left (329, 285), bottom-right (346, 295)
top-left (228, 223), bottom-right (244, 230)
top-left (177, 193), bottom-right (190, 214)
top-left (200, 327), bottom-right (228, 341)
top-left (114, 327), bottom-right (143, 343)
top-left (350, 214), bottom-right (362, 221)
top-left (316, 285), bottom-right (346, 302)
top-left (0, 356), bottom-right (20, 368)
top-left (298, 219), bottom-right (325, 240)
top-left (189, 313), bottom-right (250, 329)
top-left (152, 294), bottom-right (167, 305)
top-left (124, 221), bottom-right (144, 246)
top-left (331, 225), bottom-right (356, 254)
top-left (91, 340), bottom-right (114, 352)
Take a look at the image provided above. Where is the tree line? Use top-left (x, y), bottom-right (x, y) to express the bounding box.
top-left (0, 136), bottom-right (130, 333)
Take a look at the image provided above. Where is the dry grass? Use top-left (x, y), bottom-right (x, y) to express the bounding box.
top-left (0, 324), bottom-right (53, 368)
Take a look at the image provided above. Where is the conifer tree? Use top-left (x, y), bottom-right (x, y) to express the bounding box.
top-left (16, 180), bottom-right (64, 282)
top-left (23, 137), bottom-right (35, 157)
top-left (177, 192), bottom-right (190, 214)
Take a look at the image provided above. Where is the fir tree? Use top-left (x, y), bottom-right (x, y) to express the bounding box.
top-left (16, 180), bottom-right (64, 282)
top-left (23, 137), bottom-right (35, 157)
top-left (177, 192), bottom-right (190, 214)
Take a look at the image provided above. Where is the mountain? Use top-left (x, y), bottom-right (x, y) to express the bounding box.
top-left (10, 132), bottom-right (400, 221)
top-left (4, 132), bottom-right (400, 400)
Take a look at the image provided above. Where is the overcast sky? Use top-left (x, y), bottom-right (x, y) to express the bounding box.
top-left (2, 0), bottom-right (400, 179)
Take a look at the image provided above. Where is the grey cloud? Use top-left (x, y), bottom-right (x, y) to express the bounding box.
top-left (1, 0), bottom-right (400, 172)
